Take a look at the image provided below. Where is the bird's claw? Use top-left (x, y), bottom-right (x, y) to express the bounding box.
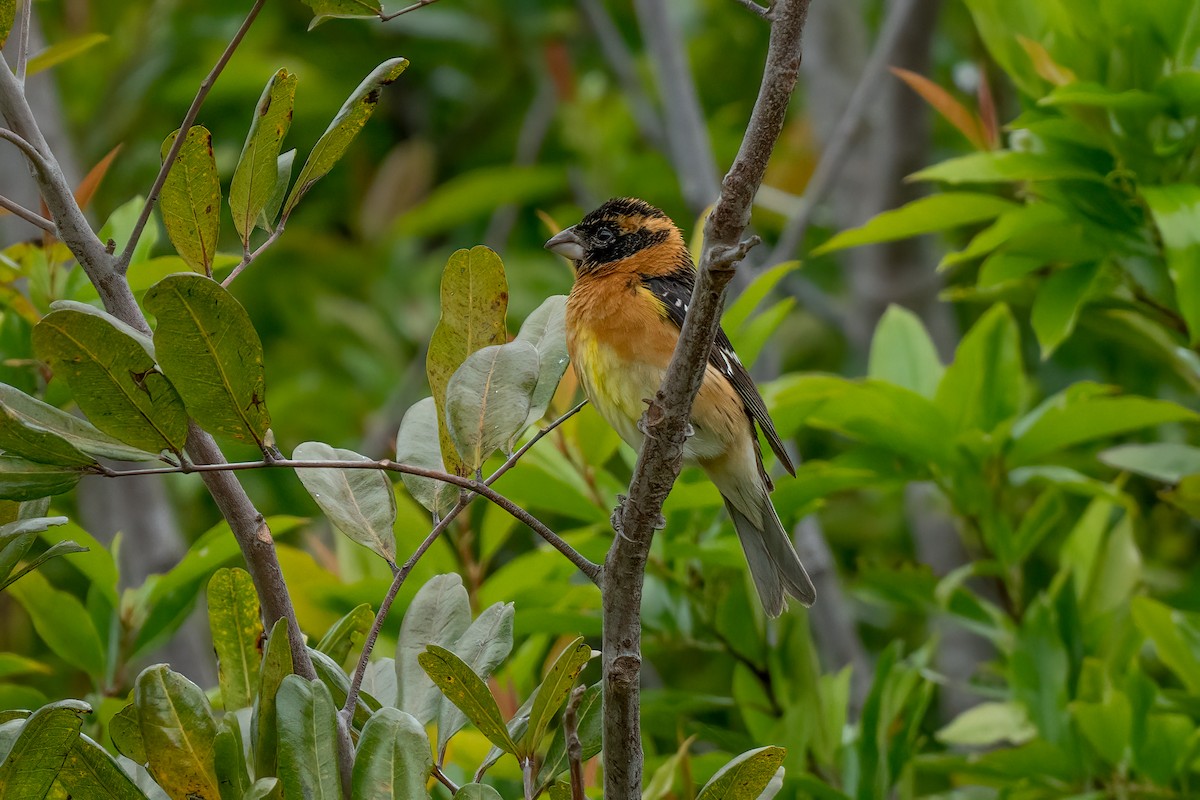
top-left (611, 495), bottom-right (635, 542)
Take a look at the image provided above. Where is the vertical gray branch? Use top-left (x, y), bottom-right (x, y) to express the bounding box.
top-left (601, 2), bottom-right (810, 797)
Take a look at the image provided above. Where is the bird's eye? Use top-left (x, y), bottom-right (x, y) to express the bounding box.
top-left (594, 227), bottom-right (616, 245)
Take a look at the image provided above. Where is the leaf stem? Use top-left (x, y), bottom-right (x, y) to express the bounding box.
top-left (116, 0), bottom-right (267, 273)
top-left (379, 0), bottom-right (442, 22)
top-left (220, 215), bottom-right (288, 288)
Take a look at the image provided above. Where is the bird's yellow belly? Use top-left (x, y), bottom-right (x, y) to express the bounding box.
top-left (571, 332), bottom-right (736, 463)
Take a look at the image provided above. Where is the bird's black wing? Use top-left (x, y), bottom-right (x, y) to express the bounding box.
top-left (641, 269), bottom-right (796, 477)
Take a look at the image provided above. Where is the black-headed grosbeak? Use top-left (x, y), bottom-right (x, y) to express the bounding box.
top-left (545, 197), bottom-right (815, 616)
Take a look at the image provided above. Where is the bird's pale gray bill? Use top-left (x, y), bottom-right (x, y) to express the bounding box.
top-left (544, 226), bottom-right (586, 261)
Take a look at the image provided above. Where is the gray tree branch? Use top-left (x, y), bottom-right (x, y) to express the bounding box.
top-left (601, 2), bottom-right (811, 796)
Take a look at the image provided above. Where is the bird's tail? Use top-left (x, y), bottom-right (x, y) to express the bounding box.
top-left (723, 494), bottom-right (816, 616)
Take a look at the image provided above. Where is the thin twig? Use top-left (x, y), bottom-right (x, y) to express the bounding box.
top-left (116, 0), bottom-right (267, 273)
top-left (523, 758), bottom-right (537, 800)
top-left (564, 684), bottom-right (587, 800)
top-left (764, 0), bottom-right (920, 265)
top-left (379, 0), bottom-right (441, 21)
top-left (602, 1), bottom-right (811, 797)
top-left (0, 127), bottom-right (51, 171)
top-left (338, 402), bottom-right (590, 723)
top-left (15, 0), bottom-right (32, 86)
top-left (0, 194), bottom-right (55, 234)
top-left (220, 216), bottom-right (287, 287)
top-left (431, 765), bottom-right (460, 794)
top-left (732, 0), bottom-right (774, 20)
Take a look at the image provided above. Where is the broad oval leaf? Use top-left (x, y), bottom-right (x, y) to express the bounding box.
top-left (276, 676), bottom-right (341, 800)
top-left (455, 785), bottom-right (503, 800)
top-left (317, 603), bottom-right (375, 666)
top-left (395, 397), bottom-right (458, 517)
top-left (293, 441), bottom-right (397, 564)
top-left (446, 341), bottom-right (539, 472)
top-left (0, 699), bottom-right (90, 800)
top-left (57, 732), bottom-right (146, 800)
top-left (513, 295), bottom-right (571, 431)
top-left (437, 602), bottom-right (516, 754)
top-left (33, 308), bottom-right (188, 454)
top-left (0, 403), bottom-right (95, 467)
top-left (351, 707), bottom-right (433, 800)
top-left (135, 664), bottom-right (220, 800)
top-left (144, 274), bottom-right (271, 446)
top-left (207, 567), bottom-right (263, 711)
top-left (284, 58), bottom-right (408, 214)
top-left (1030, 262), bottom-right (1102, 358)
top-left (522, 637), bottom-right (591, 752)
top-left (418, 645), bottom-right (518, 755)
top-left (230, 70), bottom-right (298, 245)
top-left (0, 382), bottom-right (156, 462)
top-left (302, 0), bottom-right (381, 28)
top-left (0, 456), bottom-right (84, 501)
top-left (396, 573), bottom-right (471, 723)
top-left (253, 620), bottom-right (293, 780)
top-left (160, 127), bottom-right (221, 276)
top-left (696, 746), bottom-right (788, 800)
top-left (426, 246), bottom-right (509, 477)
top-left (867, 305), bottom-right (944, 399)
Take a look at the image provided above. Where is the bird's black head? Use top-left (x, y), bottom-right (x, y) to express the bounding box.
top-left (545, 197), bottom-right (683, 274)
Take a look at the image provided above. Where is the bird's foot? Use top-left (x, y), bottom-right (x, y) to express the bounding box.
top-left (611, 494), bottom-right (635, 542)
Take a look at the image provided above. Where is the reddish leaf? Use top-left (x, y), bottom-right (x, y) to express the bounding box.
top-left (891, 66), bottom-right (990, 151)
top-left (1017, 36), bottom-right (1076, 86)
top-left (976, 65), bottom-right (1000, 150)
top-left (74, 144), bottom-right (123, 212)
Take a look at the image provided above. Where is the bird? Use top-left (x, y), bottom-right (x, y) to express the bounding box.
top-left (544, 197), bottom-right (815, 616)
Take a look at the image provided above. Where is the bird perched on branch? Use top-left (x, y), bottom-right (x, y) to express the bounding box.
top-left (545, 197), bottom-right (815, 616)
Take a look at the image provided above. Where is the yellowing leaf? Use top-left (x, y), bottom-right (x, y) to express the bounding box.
top-left (159, 127), bottom-right (221, 276)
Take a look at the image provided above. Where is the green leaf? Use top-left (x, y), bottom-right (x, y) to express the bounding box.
top-left (426, 246), bottom-right (509, 478)
top-left (285, 58), bottom-right (408, 213)
top-left (292, 442), bottom-right (397, 564)
top-left (33, 308), bottom-right (188, 454)
top-left (396, 574), bottom-right (471, 724)
top-left (867, 305), bottom-right (944, 399)
top-left (539, 683), bottom-right (602, 789)
top-left (214, 715), bottom-right (250, 800)
top-left (811, 193), bottom-right (1018, 255)
top-left (98, 196), bottom-right (158, 269)
top-left (26, 33), bottom-right (108, 76)
top-left (0, 456), bottom-right (82, 501)
top-left (1010, 396), bottom-right (1197, 463)
top-left (57, 732), bottom-right (146, 800)
top-left (1131, 597), bottom-right (1200, 694)
top-left (253, 620), bottom-right (293, 780)
top-left (910, 151), bottom-right (1103, 184)
top-left (437, 602), bottom-right (516, 754)
top-left (446, 342), bottom-right (540, 472)
top-left (207, 568), bottom-right (263, 711)
top-left (1072, 692), bottom-right (1132, 767)
top-left (351, 707), bottom-right (433, 800)
top-left (243, 778), bottom-right (280, 800)
top-left (936, 701), bottom-right (1036, 747)
top-left (0, 699), bottom-right (90, 800)
top-left (230, 69), bottom-right (298, 246)
top-left (6, 570), bottom-right (104, 677)
top-left (730, 297), bottom-right (794, 368)
top-left (260, 150), bottom-right (296, 231)
top-left (395, 166), bottom-right (567, 238)
top-left (0, 0), bottom-right (13, 49)
top-left (455, 785), bottom-right (503, 800)
top-left (0, 539), bottom-right (88, 591)
top-left (307, 647), bottom-right (379, 730)
top-left (724, 261), bottom-right (802, 333)
top-left (0, 403), bottom-right (95, 467)
top-left (317, 603), bottom-right (375, 666)
top-left (935, 304), bottom-right (1023, 433)
top-left (1143, 184), bottom-right (1200, 343)
top-left (110, 703), bottom-right (145, 764)
top-left (1030, 262), bottom-right (1102, 357)
top-left (522, 637), bottom-right (591, 753)
top-left (301, 0), bottom-right (382, 28)
top-left (276, 676), bottom-right (341, 800)
top-left (144, 274), bottom-right (271, 446)
top-left (0, 653), bottom-right (50, 681)
top-left (0, 383), bottom-right (156, 462)
top-left (159, 127), bottom-right (221, 276)
top-left (395, 398), bottom-right (458, 517)
top-left (1100, 442), bottom-right (1200, 482)
top-left (135, 664), bottom-right (220, 800)
top-left (695, 746), bottom-right (788, 800)
top-left (513, 295), bottom-right (571, 431)
top-left (418, 644), bottom-right (518, 755)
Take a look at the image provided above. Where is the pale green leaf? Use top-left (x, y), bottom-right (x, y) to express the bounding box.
top-left (867, 305), bottom-right (944, 399)
top-left (1143, 184), bottom-right (1200, 344)
top-left (351, 708), bottom-right (433, 800)
top-left (302, 0), bottom-right (381, 28)
top-left (0, 700), bottom-right (90, 800)
top-left (395, 397), bottom-right (458, 516)
top-left (513, 295), bottom-right (570, 431)
top-left (276, 677), bottom-right (341, 800)
top-left (292, 441), bottom-right (397, 564)
top-left (446, 341), bottom-right (540, 471)
top-left (0, 382), bottom-right (156, 462)
top-left (396, 574), bottom-right (471, 724)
